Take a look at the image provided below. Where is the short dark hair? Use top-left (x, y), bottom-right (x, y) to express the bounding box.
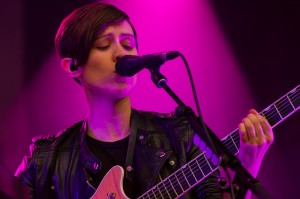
top-left (55, 3), bottom-right (138, 66)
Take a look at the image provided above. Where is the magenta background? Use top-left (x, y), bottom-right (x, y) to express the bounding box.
top-left (0, 0), bottom-right (299, 198)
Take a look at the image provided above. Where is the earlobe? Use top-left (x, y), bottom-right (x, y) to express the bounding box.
top-left (61, 58), bottom-right (82, 78)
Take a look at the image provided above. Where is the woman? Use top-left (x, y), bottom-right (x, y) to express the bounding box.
top-left (15, 3), bottom-right (273, 199)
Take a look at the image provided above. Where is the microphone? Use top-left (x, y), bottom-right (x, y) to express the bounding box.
top-left (115, 51), bottom-right (180, 77)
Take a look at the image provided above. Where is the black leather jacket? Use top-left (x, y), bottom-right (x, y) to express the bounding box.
top-left (15, 109), bottom-right (221, 199)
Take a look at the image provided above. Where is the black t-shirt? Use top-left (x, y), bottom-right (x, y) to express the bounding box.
top-left (86, 135), bottom-right (136, 198)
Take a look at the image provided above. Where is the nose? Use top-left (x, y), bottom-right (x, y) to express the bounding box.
top-left (113, 44), bottom-right (126, 62)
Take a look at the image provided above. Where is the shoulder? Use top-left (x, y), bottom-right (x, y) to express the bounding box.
top-left (31, 130), bottom-right (64, 145)
top-left (134, 108), bottom-right (185, 123)
top-left (15, 121), bottom-right (85, 178)
top-left (30, 120), bottom-right (84, 151)
top-left (135, 109), bottom-right (190, 129)
top-left (134, 109), bottom-right (178, 130)
top-left (134, 108), bottom-right (193, 142)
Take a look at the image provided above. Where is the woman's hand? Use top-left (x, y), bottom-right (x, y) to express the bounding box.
top-left (237, 109), bottom-right (274, 177)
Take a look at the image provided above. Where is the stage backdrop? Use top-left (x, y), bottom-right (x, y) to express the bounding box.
top-left (0, 0), bottom-right (299, 198)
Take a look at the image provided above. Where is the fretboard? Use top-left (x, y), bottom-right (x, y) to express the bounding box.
top-left (221, 84), bottom-right (300, 155)
top-left (138, 84), bottom-right (300, 199)
top-left (138, 151), bottom-right (219, 199)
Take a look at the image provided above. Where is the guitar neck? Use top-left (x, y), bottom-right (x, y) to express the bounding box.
top-left (222, 84), bottom-right (300, 155)
top-left (138, 84), bottom-right (300, 199)
top-left (138, 151), bottom-right (219, 199)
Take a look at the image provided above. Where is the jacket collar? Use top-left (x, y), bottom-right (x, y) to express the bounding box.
top-left (78, 119), bottom-right (101, 174)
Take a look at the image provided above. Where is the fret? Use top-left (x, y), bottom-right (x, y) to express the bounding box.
top-left (194, 156), bottom-right (205, 180)
top-left (147, 189), bottom-right (157, 199)
top-left (223, 130), bottom-right (240, 154)
top-left (273, 103), bottom-right (283, 119)
top-left (150, 189), bottom-right (157, 199)
top-left (145, 191), bottom-right (150, 199)
top-left (230, 132), bottom-right (239, 154)
top-left (170, 167), bottom-right (189, 192)
top-left (135, 85), bottom-right (299, 199)
top-left (167, 177), bottom-right (178, 198)
top-left (261, 85), bottom-right (300, 128)
top-left (287, 95), bottom-right (296, 110)
top-left (222, 131), bottom-right (239, 155)
top-left (204, 155), bottom-right (213, 171)
top-left (188, 161), bottom-right (198, 183)
top-left (155, 185), bottom-right (164, 199)
top-left (288, 86), bottom-right (300, 109)
top-left (172, 172), bottom-right (184, 194)
top-left (162, 179), bottom-right (173, 199)
top-left (261, 104), bottom-right (282, 127)
top-left (157, 183), bottom-right (171, 199)
top-left (150, 186), bottom-right (161, 199)
top-left (180, 166), bottom-right (191, 188)
top-left (221, 135), bottom-right (231, 147)
top-left (182, 163), bottom-right (197, 186)
top-left (199, 154), bottom-right (213, 176)
top-left (275, 96), bottom-right (294, 118)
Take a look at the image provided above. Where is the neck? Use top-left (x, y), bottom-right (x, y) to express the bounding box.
top-left (86, 94), bottom-right (132, 142)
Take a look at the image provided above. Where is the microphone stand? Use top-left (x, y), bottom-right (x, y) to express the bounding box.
top-left (150, 70), bottom-right (272, 199)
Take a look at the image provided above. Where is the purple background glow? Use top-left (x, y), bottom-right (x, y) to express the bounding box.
top-left (0, 0), bottom-right (299, 198)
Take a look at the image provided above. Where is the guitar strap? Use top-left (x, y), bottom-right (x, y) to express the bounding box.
top-left (125, 109), bottom-right (140, 182)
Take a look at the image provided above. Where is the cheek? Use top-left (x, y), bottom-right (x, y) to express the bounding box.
top-left (83, 53), bottom-right (114, 80)
top-left (130, 49), bottom-right (138, 56)
top-left (86, 55), bottom-right (113, 73)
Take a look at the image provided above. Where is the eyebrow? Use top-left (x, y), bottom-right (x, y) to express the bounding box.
top-left (97, 33), bottom-right (135, 39)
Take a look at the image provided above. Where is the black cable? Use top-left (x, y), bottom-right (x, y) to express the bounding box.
top-left (178, 52), bottom-right (219, 156)
top-left (178, 52), bottom-right (236, 199)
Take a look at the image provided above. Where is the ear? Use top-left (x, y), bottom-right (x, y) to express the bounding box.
top-left (61, 58), bottom-right (82, 78)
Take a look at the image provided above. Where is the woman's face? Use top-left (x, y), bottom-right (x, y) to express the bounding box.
top-left (80, 20), bottom-right (138, 99)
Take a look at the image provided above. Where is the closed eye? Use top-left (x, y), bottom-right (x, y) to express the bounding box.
top-left (96, 45), bottom-right (110, 50)
top-left (123, 45), bottom-right (134, 51)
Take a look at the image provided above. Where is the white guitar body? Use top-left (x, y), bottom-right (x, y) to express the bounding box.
top-left (90, 166), bottom-right (129, 199)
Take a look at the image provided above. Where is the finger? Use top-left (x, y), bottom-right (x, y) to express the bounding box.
top-left (244, 117), bottom-right (256, 144)
top-left (258, 114), bottom-right (274, 144)
top-left (248, 113), bottom-right (265, 145)
top-left (249, 109), bottom-right (259, 115)
top-left (239, 122), bottom-right (248, 143)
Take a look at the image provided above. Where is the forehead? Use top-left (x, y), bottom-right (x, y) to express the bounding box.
top-left (98, 20), bottom-right (135, 37)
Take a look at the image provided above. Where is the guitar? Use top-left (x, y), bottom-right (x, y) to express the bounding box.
top-left (90, 85), bottom-right (300, 199)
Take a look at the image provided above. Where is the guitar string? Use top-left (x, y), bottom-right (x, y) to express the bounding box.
top-left (140, 87), bottom-right (299, 199)
top-left (176, 89), bottom-right (299, 198)
top-left (141, 163), bottom-right (188, 198)
top-left (140, 154), bottom-right (213, 199)
top-left (217, 88), bottom-right (300, 155)
top-left (162, 165), bottom-right (194, 198)
top-left (263, 94), bottom-right (299, 121)
top-left (260, 89), bottom-right (299, 120)
top-left (163, 155), bottom-right (217, 198)
top-left (138, 152), bottom-right (214, 198)
top-left (224, 89), bottom-right (300, 152)
top-left (222, 88), bottom-right (299, 154)
top-left (270, 87), bottom-right (299, 110)
top-left (142, 164), bottom-right (187, 198)
top-left (158, 155), bottom-right (213, 198)
top-left (261, 100), bottom-right (298, 126)
top-left (222, 132), bottom-right (239, 153)
top-left (141, 107), bottom-right (291, 199)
